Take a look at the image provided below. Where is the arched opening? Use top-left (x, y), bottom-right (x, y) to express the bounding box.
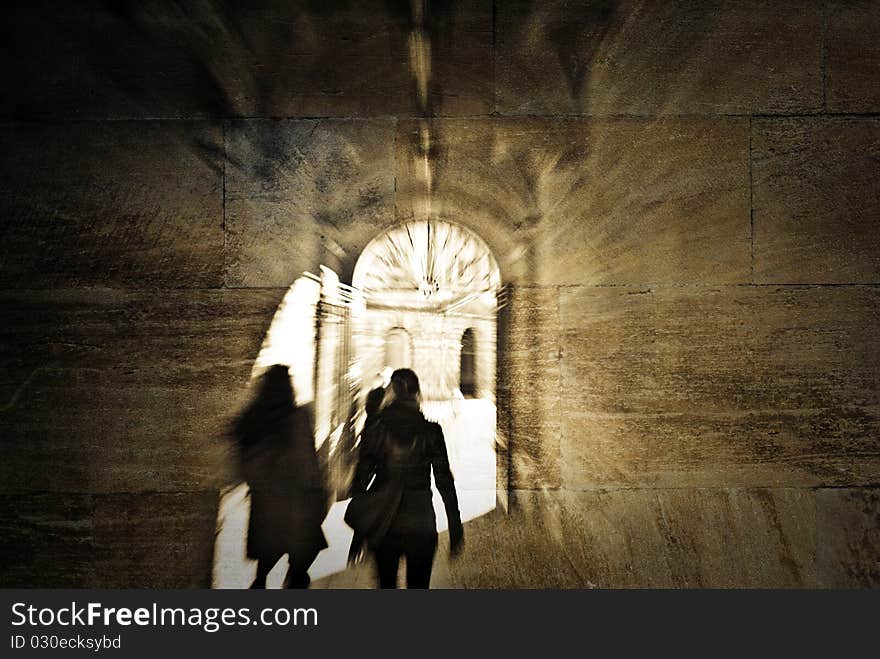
top-left (212, 220), bottom-right (506, 588)
top-left (352, 219), bottom-right (501, 402)
top-left (350, 220), bottom-right (502, 539)
top-left (459, 328), bottom-right (477, 397)
top-left (384, 327), bottom-right (413, 371)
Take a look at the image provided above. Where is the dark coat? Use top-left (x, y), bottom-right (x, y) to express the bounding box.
top-left (351, 401), bottom-right (462, 542)
top-left (239, 406), bottom-right (328, 561)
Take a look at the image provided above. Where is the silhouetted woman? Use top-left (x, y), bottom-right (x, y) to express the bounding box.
top-left (234, 364), bottom-right (328, 588)
top-left (364, 385), bottom-right (386, 425)
top-left (363, 366), bottom-right (392, 427)
top-left (348, 368), bottom-right (463, 588)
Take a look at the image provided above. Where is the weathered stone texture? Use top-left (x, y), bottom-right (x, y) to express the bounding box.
top-left (0, 492), bottom-right (217, 588)
top-left (559, 286), bottom-right (880, 488)
top-left (816, 488), bottom-right (880, 588)
top-left (91, 492), bottom-right (218, 588)
top-left (503, 287), bottom-right (562, 489)
top-left (319, 486), bottom-right (879, 588)
top-left (0, 494), bottom-right (96, 587)
top-left (827, 1), bottom-right (880, 113)
top-left (412, 488), bottom-right (816, 588)
top-left (496, 0), bottom-right (823, 115)
top-left (214, 0), bottom-right (494, 118)
top-left (534, 118), bottom-right (751, 285)
top-left (1, 1), bottom-right (492, 120)
top-left (0, 121), bottom-right (224, 288)
top-left (393, 118), bottom-right (529, 280)
top-left (0, 289), bottom-right (284, 493)
top-left (225, 119), bottom-right (396, 287)
top-left (752, 118), bottom-right (880, 284)
top-left (2, 1), bottom-right (878, 588)
top-left (750, 286), bottom-right (880, 412)
top-left (396, 117), bottom-right (750, 286)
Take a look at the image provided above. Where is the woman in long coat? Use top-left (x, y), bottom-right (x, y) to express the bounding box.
top-left (235, 364), bottom-right (328, 588)
top-left (348, 368), bottom-right (463, 588)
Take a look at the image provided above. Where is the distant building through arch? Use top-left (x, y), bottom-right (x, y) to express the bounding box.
top-left (460, 327), bottom-right (477, 397)
top-left (352, 220), bottom-right (501, 401)
top-left (214, 220), bottom-right (505, 588)
top-left (384, 326), bottom-right (413, 371)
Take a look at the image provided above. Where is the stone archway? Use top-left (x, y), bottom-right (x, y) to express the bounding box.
top-left (351, 219), bottom-right (501, 402)
top-left (350, 219), bottom-right (502, 536)
top-left (212, 220), bottom-right (505, 588)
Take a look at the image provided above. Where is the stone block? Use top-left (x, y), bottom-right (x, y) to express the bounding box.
top-left (430, 488), bottom-right (815, 588)
top-left (752, 118), bottom-right (880, 284)
top-left (750, 286), bottom-right (880, 410)
top-left (0, 491), bottom-right (218, 588)
top-left (504, 287), bottom-right (562, 488)
top-left (225, 119), bottom-right (396, 287)
top-left (553, 488), bottom-right (815, 588)
top-left (559, 285), bottom-right (880, 488)
top-left (0, 289), bottom-right (285, 493)
top-left (212, 0), bottom-right (493, 117)
top-left (816, 487), bottom-right (880, 588)
top-left (92, 491), bottom-right (218, 588)
top-left (395, 117), bottom-right (751, 285)
top-left (0, 494), bottom-right (95, 587)
top-left (560, 286), bottom-right (756, 416)
top-left (0, 121), bottom-right (224, 288)
top-left (0, 1), bottom-right (493, 119)
top-left (827, 1), bottom-right (880, 113)
top-left (495, 0), bottom-right (823, 115)
top-left (561, 411), bottom-right (880, 489)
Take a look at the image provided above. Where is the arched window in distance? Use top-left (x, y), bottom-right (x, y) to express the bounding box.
top-left (459, 328), bottom-right (477, 397)
top-left (384, 327), bottom-right (412, 371)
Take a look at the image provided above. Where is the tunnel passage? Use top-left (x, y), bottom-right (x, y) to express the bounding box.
top-left (213, 220), bottom-right (505, 588)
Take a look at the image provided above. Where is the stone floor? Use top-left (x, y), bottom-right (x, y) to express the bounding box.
top-left (212, 397), bottom-right (878, 589)
top-left (212, 399), bottom-right (498, 589)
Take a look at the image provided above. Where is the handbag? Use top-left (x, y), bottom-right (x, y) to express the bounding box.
top-left (344, 482), bottom-right (403, 543)
top-left (344, 421), bottom-right (411, 543)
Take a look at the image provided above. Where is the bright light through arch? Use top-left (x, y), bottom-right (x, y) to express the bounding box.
top-left (353, 220), bottom-right (501, 310)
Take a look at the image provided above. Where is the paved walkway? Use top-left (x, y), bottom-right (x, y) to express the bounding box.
top-left (212, 399), bottom-right (498, 589)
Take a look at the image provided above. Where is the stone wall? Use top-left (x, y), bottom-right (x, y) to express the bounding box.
top-left (1, 0), bottom-right (877, 587)
top-left (354, 308), bottom-right (496, 401)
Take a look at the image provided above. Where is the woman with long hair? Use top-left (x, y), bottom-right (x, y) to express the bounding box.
top-left (347, 368), bottom-right (463, 588)
top-left (234, 364), bottom-right (328, 588)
